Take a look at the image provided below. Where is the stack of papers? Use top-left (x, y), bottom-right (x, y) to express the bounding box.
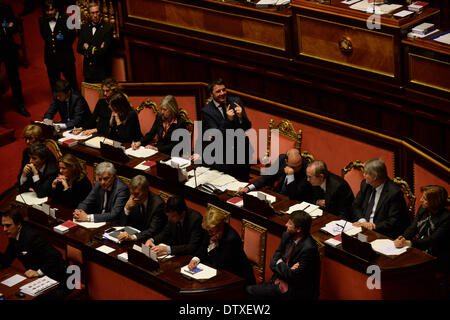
top-left (84, 136), bottom-right (114, 149)
top-left (1, 274), bottom-right (26, 287)
top-left (371, 239), bottom-right (409, 256)
top-left (62, 130), bottom-right (92, 140)
top-left (96, 245), bottom-right (115, 254)
top-left (161, 157), bottom-right (191, 168)
top-left (125, 147), bottom-right (158, 158)
top-left (320, 219), bottom-right (361, 236)
top-left (285, 202), bottom-right (323, 217)
top-left (248, 191), bottom-right (276, 204)
top-left (15, 192), bottom-right (48, 205)
top-left (19, 276), bottom-right (58, 297)
top-left (180, 263), bottom-right (217, 280)
top-left (103, 226), bottom-right (140, 243)
top-left (74, 220), bottom-right (106, 229)
top-left (350, 1), bottom-right (402, 14)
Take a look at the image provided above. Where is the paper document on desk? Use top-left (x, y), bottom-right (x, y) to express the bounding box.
top-left (181, 263), bottom-right (217, 280)
top-left (248, 191), bottom-right (276, 204)
top-left (185, 169), bottom-right (222, 188)
top-left (96, 245), bottom-right (115, 254)
top-left (371, 239), bottom-right (409, 256)
top-left (350, 1), bottom-right (402, 14)
top-left (103, 226), bottom-right (140, 243)
top-left (161, 157), bottom-right (191, 168)
top-left (125, 146), bottom-right (158, 158)
top-left (74, 220), bottom-right (106, 229)
top-left (84, 136), bottom-right (114, 149)
top-left (224, 181), bottom-right (249, 192)
top-left (321, 219), bottom-right (359, 236)
top-left (1, 274), bottom-right (26, 287)
top-left (20, 276), bottom-right (58, 297)
top-left (432, 31), bottom-right (450, 45)
top-left (62, 130), bottom-right (92, 140)
top-left (209, 174), bottom-right (237, 187)
top-left (16, 192), bottom-right (48, 206)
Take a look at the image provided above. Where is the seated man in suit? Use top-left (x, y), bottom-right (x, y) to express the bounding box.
top-left (74, 162), bottom-right (129, 223)
top-left (188, 206), bottom-right (255, 286)
top-left (306, 160), bottom-right (354, 220)
top-left (239, 148), bottom-right (313, 202)
top-left (1, 209), bottom-right (67, 284)
top-left (352, 158), bottom-right (408, 238)
top-left (145, 195), bottom-right (204, 256)
top-left (18, 143), bottom-right (58, 198)
top-left (43, 79), bottom-right (91, 130)
top-left (117, 175), bottom-right (167, 243)
top-left (246, 210), bottom-right (321, 300)
top-left (200, 78), bottom-right (253, 181)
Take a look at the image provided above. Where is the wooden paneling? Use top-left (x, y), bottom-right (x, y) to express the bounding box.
top-left (409, 54), bottom-right (450, 92)
top-left (297, 15), bottom-right (395, 76)
top-left (126, 0), bottom-right (287, 51)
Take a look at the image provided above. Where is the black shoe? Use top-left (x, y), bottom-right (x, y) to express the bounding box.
top-left (15, 106), bottom-right (30, 117)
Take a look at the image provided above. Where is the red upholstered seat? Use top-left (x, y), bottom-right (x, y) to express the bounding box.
top-left (341, 160), bottom-right (365, 196)
top-left (241, 219), bottom-right (267, 283)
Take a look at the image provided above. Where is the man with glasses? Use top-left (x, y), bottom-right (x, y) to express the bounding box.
top-left (239, 148), bottom-right (313, 202)
top-left (76, 2), bottom-right (113, 83)
top-left (74, 162), bottom-right (129, 222)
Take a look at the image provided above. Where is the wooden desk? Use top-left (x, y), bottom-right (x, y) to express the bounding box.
top-left (0, 189), bottom-right (245, 300)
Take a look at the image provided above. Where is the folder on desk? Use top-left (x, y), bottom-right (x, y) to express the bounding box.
top-left (103, 226), bottom-right (140, 243)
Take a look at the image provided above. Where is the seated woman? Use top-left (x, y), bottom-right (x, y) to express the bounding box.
top-left (18, 124), bottom-right (44, 184)
top-left (188, 206), bottom-right (256, 286)
top-left (51, 154), bottom-right (92, 209)
top-left (394, 185), bottom-right (450, 273)
top-left (73, 78), bottom-right (120, 136)
top-left (131, 95), bottom-right (188, 156)
top-left (107, 92), bottom-right (142, 143)
top-left (18, 143), bottom-right (58, 198)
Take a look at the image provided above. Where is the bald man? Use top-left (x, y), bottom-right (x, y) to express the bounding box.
top-left (239, 149), bottom-right (313, 202)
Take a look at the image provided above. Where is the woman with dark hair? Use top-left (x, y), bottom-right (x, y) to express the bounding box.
top-left (73, 78), bottom-right (121, 136)
top-left (51, 153), bottom-right (92, 208)
top-left (107, 92), bottom-right (142, 143)
top-left (395, 185), bottom-right (450, 273)
top-left (131, 95), bottom-right (188, 155)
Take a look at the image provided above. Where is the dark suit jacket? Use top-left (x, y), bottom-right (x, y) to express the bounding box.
top-left (253, 154), bottom-right (313, 202)
top-left (200, 96), bottom-right (253, 180)
top-left (153, 208), bottom-right (204, 256)
top-left (0, 3), bottom-right (19, 60)
top-left (403, 206), bottom-right (450, 273)
top-left (0, 224), bottom-right (67, 282)
top-left (77, 177), bottom-right (130, 223)
top-left (38, 13), bottom-right (76, 68)
top-left (18, 154), bottom-right (58, 198)
top-left (119, 191), bottom-right (167, 242)
top-left (195, 223), bottom-right (255, 286)
top-left (76, 19), bottom-right (113, 82)
top-left (270, 232), bottom-right (321, 300)
top-left (311, 173), bottom-right (354, 220)
top-left (140, 113), bottom-right (188, 156)
top-left (51, 176), bottom-right (92, 209)
top-left (82, 98), bottom-right (111, 135)
top-left (43, 91), bottom-right (91, 129)
top-left (353, 179), bottom-right (408, 238)
top-left (107, 110), bottom-right (142, 143)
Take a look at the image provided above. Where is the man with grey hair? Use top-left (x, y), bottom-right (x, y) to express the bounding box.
top-left (352, 158), bottom-right (408, 238)
top-left (74, 162), bottom-right (129, 222)
top-left (76, 2), bottom-right (113, 83)
top-left (306, 160), bottom-right (354, 220)
top-left (117, 175), bottom-right (167, 242)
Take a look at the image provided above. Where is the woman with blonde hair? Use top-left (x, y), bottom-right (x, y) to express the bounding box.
top-left (395, 185), bottom-right (450, 273)
top-left (51, 153), bottom-right (92, 208)
top-left (132, 95), bottom-right (188, 155)
top-left (18, 124), bottom-right (45, 184)
top-left (188, 206), bottom-right (255, 286)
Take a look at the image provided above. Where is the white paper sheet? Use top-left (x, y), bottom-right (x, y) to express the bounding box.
top-left (248, 191), bottom-right (276, 204)
top-left (15, 192), bottom-right (48, 206)
top-left (1, 274), bottom-right (27, 287)
top-left (320, 220), bottom-right (357, 236)
top-left (371, 239), bottom-right (409, 256)
top-left (84, 136), bottom-right (114, 149)
top-left (96, 245), bottom-right (115, 254)
top-left (62, 130), bottom-right (92, 140)
top-left (125, 146), bottom-right (158, 158)
top-left (73, 220), bottom-right (106, 229)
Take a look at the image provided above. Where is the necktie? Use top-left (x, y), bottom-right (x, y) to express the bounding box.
top-left (364, 188), bottom-right (376, 221)
top-left (102, 190), bottom-right (109, 213)
top-left (140, 204), bottom-right (145, 216)
top-left (220, 104), bottom-right (227, 119)
top-left (274, 240), bottom-right (296, 294)
top-left (285, 240), bottom-right (295, 265)
top-left (280, 177), bottom-right (288, 196)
